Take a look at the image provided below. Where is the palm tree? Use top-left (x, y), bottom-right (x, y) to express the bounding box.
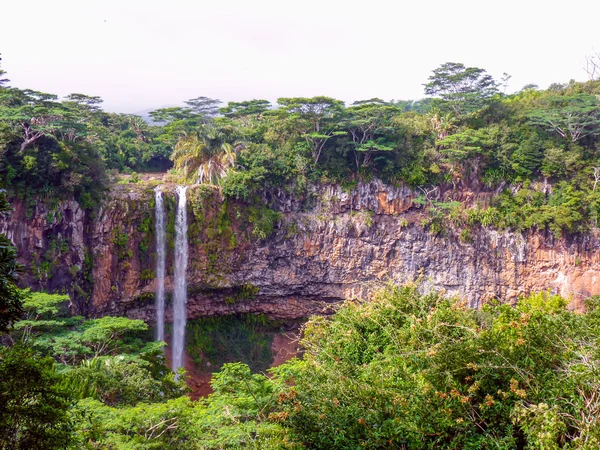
top-left (128, 115), bottom-right (148, 142)
top-left (427, 107), bottom-right (456, 141)
top-left (171, 124), bottom-right (242, 185)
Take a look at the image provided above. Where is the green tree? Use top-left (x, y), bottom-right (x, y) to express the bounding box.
top-left (528, 94), bottom-right (600, 142)
top-left (70, 363), bottom-right (297, 449)
top-left (64, 355), bottom-right (182, 406)
top-left (148, 106), bottom-right (197, 124)
top-left (424, 62), bottom-right (499, 115)
top-left (0, 89), bottom-right (81, 152)
top-left (0, 54), bottom-right (9, 87)
top-left (184, 96), bottom-right (222, 121)
top-left (12, 291), bottom-right (69, 342)
top-left (426, 106), bottom-right (457, 141)
top-left (276, 96), bottom-right (345, 164)
top-left (276, 286), bottom-right (600, 448)
top-left (172, 124), bottom-right (241, 184)
top-left (0, 344), bottom-right (73, 449)
top-left (63, 93), bottom-right (103, 114)
top-left (220, 99), bottom-right (271, 123)
top-left (343, 102), bottom-right (398, 168)
top-left (19, 308), bottom-right (151, 365)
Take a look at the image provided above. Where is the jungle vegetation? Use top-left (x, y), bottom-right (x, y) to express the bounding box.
top-left (1, 286), bottom-right (600, 449)
top-left (2, 55), bottom-right (600, 236)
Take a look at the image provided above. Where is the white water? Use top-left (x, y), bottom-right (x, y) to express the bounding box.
top-left (172, 185), bottom-right (189, 373)
top-left (154, 188), bottom-right (166, 342)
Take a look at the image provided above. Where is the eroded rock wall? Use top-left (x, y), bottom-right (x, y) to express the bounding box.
top-left (2, 181), bottom-right (600, 322)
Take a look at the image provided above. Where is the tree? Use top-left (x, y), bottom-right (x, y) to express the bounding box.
top-left (63, 93), bottom-right (103, 113)
top-left (220, 99), bottom-right (271, 118)
top-left (520, 83), bottom-right (539, 92)
top-left (172, 124), bottom-right (241, 184)
top-left (183, 96), bottom-right (222, 121)
top-left (11, 295), bottom-right (151, 365)
top-left (276, 286), bottom-right (600, 448)
top-left (528, 94), bottom-right (600, 142)
top-left (0, 54), bottom-right (9, 87)
top-left (0, 89), bottom-right (78, 152)
top-left (426, 107), bottom-right (457, 141)
top-left (64, 356), bottom-right (182, 407)
top-left (78, 316), bottom-right (148, 357)
top-left (0, 344), bottom-right (73, 449)
top-left (344, 103), bottom-right (398, 168)
top-left (219, 100), bottom-right (271, 126)
top-left (351, 98), bottom-right (387, 106)
top-left (127, 115), bottom-right (148, 143)
top-left (11, 291), bottom-right (69, 343)
top-left (145, 108), bottom-right (200, 168)
top-left (148, 107), bottom-right (197, 124)
top-left (584, 50), bottom-right (600, 81)
top-left (500, 72), bottom-right (512, 94)
top-left (436, 125), bottom-right (502, 182)
top-left (276, 96), bottom-right (345, 164)
top-left (424, 62), bottom-right (499, 115)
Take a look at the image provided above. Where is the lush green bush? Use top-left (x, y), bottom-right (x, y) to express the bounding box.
top-left (70, 363), bottom-right (298, 449)
top-left (274, 286), bottom-right (600, 449)
top-left (0, 344), bottom-right (73, 450)
top-left (248, 205), bottom-right (281, 240)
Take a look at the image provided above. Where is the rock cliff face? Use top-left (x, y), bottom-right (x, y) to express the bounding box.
top-left (2, 180), bottom-right (600, 322)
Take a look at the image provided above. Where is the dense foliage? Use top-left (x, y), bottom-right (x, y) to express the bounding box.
top-left (275, 286), bottom-right (600, 449)
top-left (1, 290), bottom-right (297, 449)
top-left (3, 287), bottom-right (600, 449)
top-left (0, 344), bottom-right (73, 449)
top-left (2, 54), bottom-right (600, 237)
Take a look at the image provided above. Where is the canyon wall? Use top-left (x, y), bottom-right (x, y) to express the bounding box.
top-left (2, 180), bottom-right (600, 322)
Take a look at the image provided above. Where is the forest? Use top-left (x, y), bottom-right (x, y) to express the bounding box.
top-left (1, 56), bottom-right (600, 237)
top-left (2, 52), bottom-right (600, 449)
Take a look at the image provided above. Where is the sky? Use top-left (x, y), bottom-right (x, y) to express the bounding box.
top-left (1, 0), bottom-right (599, 113)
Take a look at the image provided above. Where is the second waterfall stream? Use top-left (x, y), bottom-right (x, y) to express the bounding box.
top-left (172, 185), bottom-right (189, 373)
top-left (154, 187), bottom-right (166, 342)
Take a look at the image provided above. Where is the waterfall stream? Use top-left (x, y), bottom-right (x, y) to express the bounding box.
top-left (154, 187), bottom-right (166, 342)
top-left (172, 185), bottom-right (189, 373)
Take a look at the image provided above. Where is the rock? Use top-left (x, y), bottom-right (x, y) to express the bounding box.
top-left (2, 180), bottom-right (600, 323)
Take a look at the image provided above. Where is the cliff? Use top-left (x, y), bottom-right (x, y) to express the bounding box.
top-left (2, 180), bottom-right (600, 322)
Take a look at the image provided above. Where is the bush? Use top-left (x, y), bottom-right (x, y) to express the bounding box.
top-left (275, 286), bottom-right (600, 449)
top-left (0, 344), bottom-right (73, 449)
top-left (248, 206), bottom-right (281, 240)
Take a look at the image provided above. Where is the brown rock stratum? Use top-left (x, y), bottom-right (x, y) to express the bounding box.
top-left (2, 180), bottom-right (599, 322)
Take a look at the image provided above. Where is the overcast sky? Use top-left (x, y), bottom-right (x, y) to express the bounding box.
top-left (1, 0), bottom-right (599, 113)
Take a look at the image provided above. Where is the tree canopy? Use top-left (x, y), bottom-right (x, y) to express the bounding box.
top-left (2, 56), bottom-right (600, 238)
top-left (424, 62), bottom-right (499, 115)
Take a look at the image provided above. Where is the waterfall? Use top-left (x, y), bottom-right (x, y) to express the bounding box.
top-left (154, 187), bottom-right (166, 342)
top-left (172, 185), bottom-right (189, 373)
